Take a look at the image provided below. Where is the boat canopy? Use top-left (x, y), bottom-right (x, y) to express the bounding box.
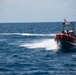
top-left (62, 21), bottom-right (74, 31)
top-left (62, 20), bottom-right (75, 36)
top-left (63, 22), bottom-right (73, 26)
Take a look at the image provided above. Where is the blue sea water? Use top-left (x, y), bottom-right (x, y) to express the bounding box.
top-left (0, 22), bottom-right (76, 75)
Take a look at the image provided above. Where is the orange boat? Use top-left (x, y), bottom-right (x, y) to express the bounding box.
top-left (55, 20), bottom-right (76, 52)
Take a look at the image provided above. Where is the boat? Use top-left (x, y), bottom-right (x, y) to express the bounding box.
top-left (55, 19), bottom-right (76, 52)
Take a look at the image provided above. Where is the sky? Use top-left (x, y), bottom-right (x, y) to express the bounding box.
top-left (0, 0), bottom-right (76, 23)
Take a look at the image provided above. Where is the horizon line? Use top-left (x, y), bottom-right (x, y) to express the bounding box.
top-left (0, 21), bottom-right (76, 23)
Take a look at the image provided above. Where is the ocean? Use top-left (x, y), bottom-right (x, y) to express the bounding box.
top-left (0, 22), bottom-right (76, 75)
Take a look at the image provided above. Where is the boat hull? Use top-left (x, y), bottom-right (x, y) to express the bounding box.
top-left (56, 39), bottom-right (76, 52)
top-left (55, 33), bottom-right (76, 52)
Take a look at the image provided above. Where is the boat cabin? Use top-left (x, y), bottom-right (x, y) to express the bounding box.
top-left (62, 21), bottom-right (75, 36)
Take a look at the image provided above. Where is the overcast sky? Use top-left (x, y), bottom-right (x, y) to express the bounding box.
top-left (0, 0), bottom-right (76, 23)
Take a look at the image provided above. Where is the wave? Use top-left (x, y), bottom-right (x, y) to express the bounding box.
top-left (20, 39), bottom-right (58, 52)
top-left (0, 39), bottom-right (6, 41)
top-left (0, 33), bottom-right (56, 37)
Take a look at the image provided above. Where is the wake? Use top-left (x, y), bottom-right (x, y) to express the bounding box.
top-left (0, 33), bottom-right (56, 37)
top-left (20, 39), bottom-right (58, 52)
top-left (2, 33), bottom-right (57, 51)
